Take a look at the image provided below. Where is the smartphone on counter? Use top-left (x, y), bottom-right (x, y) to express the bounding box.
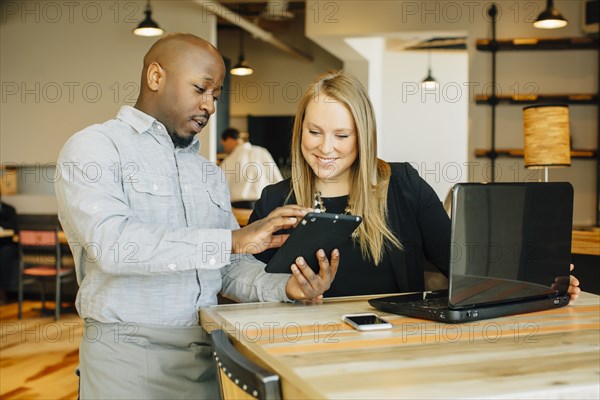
top-left (341, 313), bottom-right (393, 331)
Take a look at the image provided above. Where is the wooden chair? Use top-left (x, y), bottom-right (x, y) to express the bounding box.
top-left (17, 229), bottom-right (75, 321)
top-left (210, 329), bottom-right (282, 400)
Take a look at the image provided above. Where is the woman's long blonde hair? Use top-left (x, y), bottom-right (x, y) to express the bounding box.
top-left (289, 71), bottom-right (402, 265)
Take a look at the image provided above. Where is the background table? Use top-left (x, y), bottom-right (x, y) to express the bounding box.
top-left (201, 292), bottom-right (599, 399)
top-left (0, 229), bottom-right (15, 239)
top-left (232, 208), bottom-right (253, 227)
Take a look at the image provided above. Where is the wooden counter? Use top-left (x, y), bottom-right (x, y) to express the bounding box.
top-left (572, 229), bottom-right (600, 256)
top-left (6, 230), bottom-right (68, 244)
top-left (201, 293), bottom-right (599, 399)
top-left (0, 229), bottom-right (15, 239)
top-left (7, 222), bottom-right (598, 255)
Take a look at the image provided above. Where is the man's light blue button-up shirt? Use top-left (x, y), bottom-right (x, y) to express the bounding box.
top-left (56, 106), bottom-right (289, 326)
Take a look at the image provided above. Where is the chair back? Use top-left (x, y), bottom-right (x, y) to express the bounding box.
top-left (19, 229), bottom-right (61, 269)
top-left (210, 329), bottom-right (282, 400)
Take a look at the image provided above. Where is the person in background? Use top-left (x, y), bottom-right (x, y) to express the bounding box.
top-left (249, 70), bottom-right (581, 302)
top-left (0, 197), bottom-right (19, 304)
top-left (220, 127), bottom-right (283, 209)
top-left (0, 199), bottom-right (18, 238)
top-left (55, 34), bottom-right (338, 399)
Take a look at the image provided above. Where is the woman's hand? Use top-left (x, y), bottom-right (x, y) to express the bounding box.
top-left (567, 264), bottom-right (581, 305)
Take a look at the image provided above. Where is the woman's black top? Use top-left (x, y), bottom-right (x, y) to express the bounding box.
top-left (248, 162), bottom-right (451, 297)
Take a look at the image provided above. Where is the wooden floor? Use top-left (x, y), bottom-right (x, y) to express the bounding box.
top-left (0, 301), bottom-right (81, 400)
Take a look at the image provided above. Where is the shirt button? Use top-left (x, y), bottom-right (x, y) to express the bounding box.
top-left (209, 258), bottom-right (216, 266)
top-left (168, 263), bottom-right (177, 271)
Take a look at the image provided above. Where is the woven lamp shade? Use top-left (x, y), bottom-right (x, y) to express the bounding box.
top-left (523, 105), bottom-right (571, 168)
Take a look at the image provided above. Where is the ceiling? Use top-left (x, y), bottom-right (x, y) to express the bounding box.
top-left (213, 1), bottom-right (466, 62)
top-left (216, 1), bottom-right (306, 32)
top-left (388, 36), bottom-right (467, 52)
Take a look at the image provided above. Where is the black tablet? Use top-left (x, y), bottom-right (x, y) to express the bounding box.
top-left (264, 212), bottom-right (362, 274)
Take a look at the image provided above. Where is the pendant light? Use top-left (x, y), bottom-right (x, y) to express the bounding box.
top-left (421, 51), bottom-right (439, 90)
top-left (533, 0), bottom-right (568, 29)
top-left (230, 29), bottom-right (254, 76)
top-left (133, 0), bottom-right (164, 37)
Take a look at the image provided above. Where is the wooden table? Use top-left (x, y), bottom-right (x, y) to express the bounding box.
top-left (201, 292), bottom-right (599, 399)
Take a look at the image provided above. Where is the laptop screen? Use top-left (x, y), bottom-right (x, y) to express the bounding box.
top-left (449, 182), bottom-right (573, 308)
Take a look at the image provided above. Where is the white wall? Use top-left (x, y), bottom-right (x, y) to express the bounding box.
top-left (0, 1), bottom-right (218, 213)
top-left (344, 37), bottom-right (469, 200)
top-left (380, 50), bottom-right (469, 201)
top-left (306, 0), bottom-right (598, 226)
top-left (217, 16), bottom-right (342, 118)
top-left (1, 0), bottom-right (219, 164)
top-left (0, 1), bottom-right (342, 214)
top-left (344, 37), bottom-right (385, 144)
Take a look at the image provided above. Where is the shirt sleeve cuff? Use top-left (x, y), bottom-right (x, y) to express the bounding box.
top-left (273, 274), bottom-right (294, 303)
top-left (263, 273), bottom-right (293, 303)
top-left (196, 229), bottom-right (232, 270)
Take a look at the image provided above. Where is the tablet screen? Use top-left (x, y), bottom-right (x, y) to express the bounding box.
top-left (264, 212), bottom-right (362, 274)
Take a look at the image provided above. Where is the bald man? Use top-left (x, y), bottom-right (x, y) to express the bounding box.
top-left (56, 33), bottom-right (339, 399)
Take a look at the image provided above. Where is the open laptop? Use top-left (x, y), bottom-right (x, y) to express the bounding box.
top-left (369, 182), bottom-right (573, 323)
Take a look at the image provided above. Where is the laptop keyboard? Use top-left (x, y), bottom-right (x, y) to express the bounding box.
top-left (406, 297), bottom-right (449, 310)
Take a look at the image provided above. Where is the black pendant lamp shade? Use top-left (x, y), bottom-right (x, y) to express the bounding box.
top-left (133, 0), bottom-right (164, 37)
top-left (533, 0), bottom-right (568, 29)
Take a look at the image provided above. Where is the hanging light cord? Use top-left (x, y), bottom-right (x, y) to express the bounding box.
top-left (239, 29), bottom-right (245, 60)
top-left (427, 51), bottom-right (432, 75)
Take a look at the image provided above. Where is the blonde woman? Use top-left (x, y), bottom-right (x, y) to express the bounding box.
top-left (249, 71), bottom-right (450, 296)
top-left (250, 70), bottom-right (581, 300)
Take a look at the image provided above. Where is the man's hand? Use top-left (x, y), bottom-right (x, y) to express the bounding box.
top-left (231, 205), bottom-right (311, 254)
top-left (285, 249), bottom-right (339, 300)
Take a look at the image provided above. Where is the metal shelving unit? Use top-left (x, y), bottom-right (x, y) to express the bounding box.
top-left (477, 3), bottom-right (600, 225)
